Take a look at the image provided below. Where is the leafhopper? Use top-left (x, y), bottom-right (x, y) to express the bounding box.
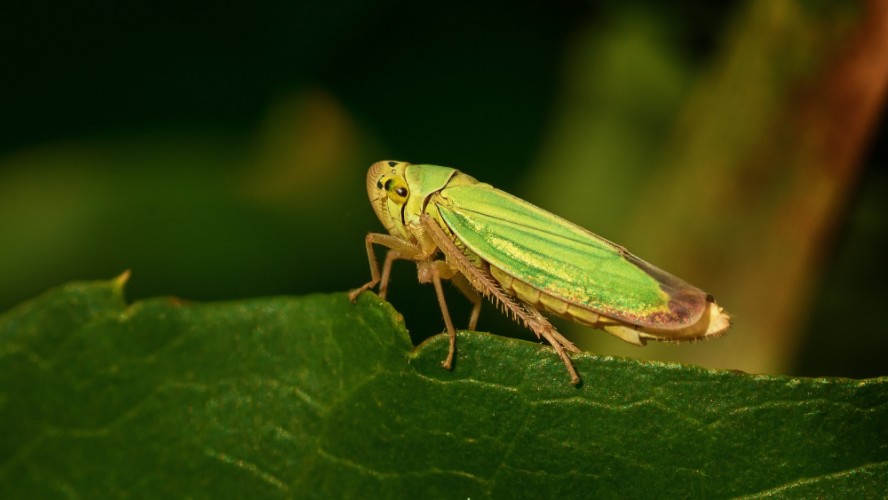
top-left (350, 161), bottom-right (730, 385)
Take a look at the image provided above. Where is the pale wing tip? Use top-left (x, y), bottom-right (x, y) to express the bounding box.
top-left (704, 301), bottom-right (732, 338)
top-left (674, 300), bottom-right (731, 340)
top-left (628, 300), bottom-right (731, 344)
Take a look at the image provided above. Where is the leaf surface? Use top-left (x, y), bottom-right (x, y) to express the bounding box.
top-left (1, 278), bottom-right (886, 498)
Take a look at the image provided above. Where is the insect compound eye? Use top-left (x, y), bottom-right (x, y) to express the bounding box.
top-left (383, 177), bottom-right (409, 204)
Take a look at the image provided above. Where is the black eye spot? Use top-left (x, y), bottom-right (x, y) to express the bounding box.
top-left (387, 161), bottom-right (397, 167)
top-left (395, 187), bottom-right (408, 197)
top-left (376, 180), bottom-right (383, 189)
top-left (384, 179), bottom-right (393, 190)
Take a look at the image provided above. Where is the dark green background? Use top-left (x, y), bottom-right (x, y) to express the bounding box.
top-left (1, 0), bottom-right (886, 378)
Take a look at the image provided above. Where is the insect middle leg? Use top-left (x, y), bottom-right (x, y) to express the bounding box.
top-left (420, 214), bottom-right (582, 385)
top-left (451, 273), bottom-right (482, 331)
top-left (417, 259), bottom-right (463, 370)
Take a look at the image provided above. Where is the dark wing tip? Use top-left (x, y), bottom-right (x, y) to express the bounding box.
top-left (624, 252), bottom-right (710, 327)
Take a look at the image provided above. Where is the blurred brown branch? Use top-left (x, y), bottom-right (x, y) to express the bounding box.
top-left (628, 0), bottom-right (888, 373)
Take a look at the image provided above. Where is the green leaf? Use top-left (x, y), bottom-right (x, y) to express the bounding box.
top-left (1, 277), bottom-right (886, 498)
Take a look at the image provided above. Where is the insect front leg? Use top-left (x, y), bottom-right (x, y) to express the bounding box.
top-left (378, 249), bottom-right (401, 300)
top-left (349, 233), bottom-right (426, 303)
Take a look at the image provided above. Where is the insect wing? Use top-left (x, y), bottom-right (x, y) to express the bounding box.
top-left (435, 184), bottom-right (709, 329)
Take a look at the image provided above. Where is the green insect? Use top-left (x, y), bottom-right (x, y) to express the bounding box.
top-left (350, 161), bottom-right (730, 385)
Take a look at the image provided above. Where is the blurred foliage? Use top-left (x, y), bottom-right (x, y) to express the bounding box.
top-left (2, 277), bottom-right (886, 497)
top-left (1, 0), bottom-right (887, 380)
top-left (526, 0), bottom-right (888, 377)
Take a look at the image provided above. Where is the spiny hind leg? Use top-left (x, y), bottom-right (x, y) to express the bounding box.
top-left (525, 307), bottom-right (581, 386)
top-left (419, 214), bottom-right (583, 385)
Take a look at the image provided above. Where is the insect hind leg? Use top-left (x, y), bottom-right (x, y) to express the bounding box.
top-left (420, 214), bottom-right (582, 385)
top-left (523, 306), bottom-right (581, 385)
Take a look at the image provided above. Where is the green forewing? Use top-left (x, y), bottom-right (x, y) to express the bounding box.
top-left (436, 183), bottom-right (708, 328)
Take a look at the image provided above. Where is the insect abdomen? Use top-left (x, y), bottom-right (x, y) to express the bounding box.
top-left (489, 265), bottom-right (603, 326)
